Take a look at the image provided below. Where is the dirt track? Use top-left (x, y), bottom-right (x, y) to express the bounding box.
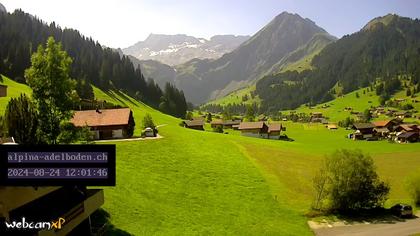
top-left (313, 215), bottom-right (420, 236)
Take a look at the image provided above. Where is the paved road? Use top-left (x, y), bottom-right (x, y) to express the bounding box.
top-left (314, 216), bottom-right (420, 236)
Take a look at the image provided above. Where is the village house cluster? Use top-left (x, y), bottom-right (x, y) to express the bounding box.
top-left (351, 119), bottom-right (420, 143)
top-left (182, 117), bottom-right (284, 140)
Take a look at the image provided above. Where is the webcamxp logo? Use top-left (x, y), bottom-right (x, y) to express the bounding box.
top-left (4, 217), bottom-right (65, 231)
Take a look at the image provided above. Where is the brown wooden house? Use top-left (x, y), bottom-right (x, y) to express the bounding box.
top-left (268, 123), bottom-right (282, 139)
top-left (352, 123), bottom-right (375, 140)
top-left (396, 132), bottom-right (419, 143)
top-left (0, 84), bottom-right (7, 97)
top-left (210, 119), bottom-right (241, 129)
top-left (71, 108), bottom-right (134, 140)
top-left (238, 122), bottom-right (269, 138)
top-left (395, 124), bottom-right (419, 133)
top-left (183, 120), bottom-right (205, 130)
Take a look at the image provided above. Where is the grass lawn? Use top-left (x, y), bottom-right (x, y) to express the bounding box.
top-left (96, 87), bottom-right (420, 235)
top-left (0, 75), bottom-right (32, 114)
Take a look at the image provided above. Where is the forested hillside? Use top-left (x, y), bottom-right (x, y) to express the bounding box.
top-left (256, 14), bottom-right (420, 112)
top-left (174, 12), bottom-right (334, 104)
top-left (0, 9), bottom-right (187, 117)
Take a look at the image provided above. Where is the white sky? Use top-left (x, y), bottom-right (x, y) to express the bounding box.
top-left (2, 0), bottom-right (419, 49)
top-left (2, 0), bottom-right (266, 49)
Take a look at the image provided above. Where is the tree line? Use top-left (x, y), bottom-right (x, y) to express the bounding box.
top-left (0, 9), bottom-right (186, 118)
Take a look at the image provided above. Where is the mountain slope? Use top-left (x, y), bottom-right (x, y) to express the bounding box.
top-left (0, 3), bottom-right (6, 13)
top-left (123, 34), bottom-right (250, 66)
top-left (174, 12), bottom-right (334, 104)
top-left (128, 55), bottom-right (177, 88)
top-left (256, 14), bottom-right (420, 111)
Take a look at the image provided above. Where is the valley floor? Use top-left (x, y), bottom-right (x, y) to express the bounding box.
top-left (100, 97), bottom-right (420, 235)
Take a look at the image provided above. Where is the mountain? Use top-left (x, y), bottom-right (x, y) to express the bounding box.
top-left (128, 55), bottom-right (177, 88)
top-left (0, 3), bottom-right (6, 13)
top-left (0, 9), bottom-right (187, 118)
top-left (123, 34), bottom-right (250, 66)
top-left (255, 14), bottom-right (420, 112)
top-left (174, 12), bottom-right (335, 104)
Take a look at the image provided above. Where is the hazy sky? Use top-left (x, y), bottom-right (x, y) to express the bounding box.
top-left (2, 0), bottom-right (420, 48)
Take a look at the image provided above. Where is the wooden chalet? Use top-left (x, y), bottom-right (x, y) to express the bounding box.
top-left (268, 123), bottom-right (282, 139)
top-left (183, 120), bottom-right (205, 130)
top-left (395, 124), bottom-right (419, 133)
top-left (0, 186), bottom-right (104, 235)
top-left (310, 112), bottom-right (326, 123)
top-left (352, 123), bottom-right (375, 140)
top-left (71, 108), bottom-right (134, 140)
top-left (238, 122), bottom-right (269, 138)
top-left (210, 119), bottom-right (241, 129)
top-left (238, 122), bottom-right (283, 139)
top-left (396, 132), bottom-right (419, 143)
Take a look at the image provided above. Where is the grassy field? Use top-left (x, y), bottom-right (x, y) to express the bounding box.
top-left (205, 85), bottom-right (261, 106)
top-left (2, 75), bottom-right (420, 235)
top-left (0, 75), bottom-right (32, 114)
top-left (284, 86), bottom-right (420, 122)
top-left (95, 88), bottom-right (420, 235)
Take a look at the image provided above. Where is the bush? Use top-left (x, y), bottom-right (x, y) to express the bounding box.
top-left (185, 111), bottom-right (193, 120)
top-left (312, 149), bottom-right (390, 212)
top-left (213, 125), bottom-right (223, 133)
top-left (142, 113), bottom-right (155, 129)
top-left (5, 94), bottom-right (40, 144)
top-left (406, 170), bottom-right (420, 206)
top-left (79, 125), bottom-right (94, 144)
top-left (57, 122), bottom-right (79, 144)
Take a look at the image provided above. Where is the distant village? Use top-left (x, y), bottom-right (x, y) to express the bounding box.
top-left (183, 101), bottom-right (420, 144)
top-left (182, 116), bottom-right (285, 140)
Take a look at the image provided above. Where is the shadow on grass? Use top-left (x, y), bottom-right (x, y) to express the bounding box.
top-left (103, 90), bottom-right (128, 107)
top-left (309, 208), bottom-right (418, 225)
top-left (113, 90), bottom-right (139, 107)
top-left (90, 208), bottom-right (133, 236)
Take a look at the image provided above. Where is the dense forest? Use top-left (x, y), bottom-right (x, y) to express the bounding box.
top-left (256, 15), bottom-right (420, 112)
top-left (0, 10), bottom-right (187, 118)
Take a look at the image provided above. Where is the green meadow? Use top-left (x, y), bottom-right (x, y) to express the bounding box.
top-left (1, 75), bottom-right (420, 235)
top-left (0, 75), bottom-right (32, 114)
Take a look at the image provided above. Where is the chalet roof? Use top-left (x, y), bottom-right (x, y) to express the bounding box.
top-left (238, 122), bottom-right (266, 130)
top-left (373, 120), bottom-right (392, 127)
top-left (397, 132), bottom-right (418, 138)
top-left (71, 108), bottom-right (131, 127)
top-left (352, 123), bottom-right (375, 130)
top-left (192, 117), bottom-right (205, 121)
top-left (210, 119), bottom-right (223, 125)
top-left (398, 124), bottom-right (416, 131)
top-left (395, 111), bottom-right (409, 115)
top-left (223, 120), bottom-right (241, 125)
top-left (268, 123), bottom-right (282, 133)
top-left (184, 120), bottom-right (204, 127)
top-left (327, 124), bottom-right (338, 129)
top-left (210, 119), bottom-right (241, 126)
